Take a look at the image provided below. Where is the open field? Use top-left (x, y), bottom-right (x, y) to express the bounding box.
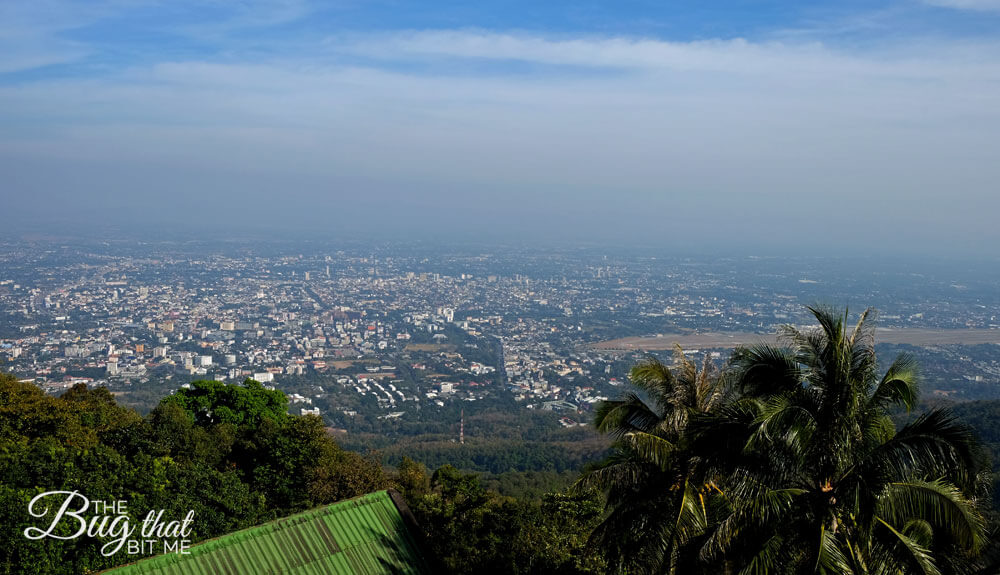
top-left (593, 328), bottom-right (1000, 351)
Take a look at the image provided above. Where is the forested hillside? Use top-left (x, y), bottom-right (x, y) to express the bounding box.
top-left (0, 374), bottom-right (387, 574)
top-left (0, 373), bottom-right (605, 574)
top-left (5, 307), bottom-right (1000, 574)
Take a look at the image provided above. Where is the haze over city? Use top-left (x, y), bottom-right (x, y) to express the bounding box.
top-left (7, 3), bottom-right (1000, 573)
top-left (3, 0), bottom-right (1000, 255)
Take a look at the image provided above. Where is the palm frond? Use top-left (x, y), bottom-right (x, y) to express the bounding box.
top-left (629, 357), bottom-right (677, 411)
top-left (870, 353), bottom-right (920, 412)
top-left (860, 409), bottom-right (980, 492)
top-left (872, 516), bottom-right (941, 575)
top-left (807, 305), bottom-right (846, 351)
top-left (815, 524), bottom-right (852, 575)
top-left (672, 344), bottom-right (698, 387)
top-left (848, 307), bottom-right (875, 348)
top-left (879, 479), bottom-right (985, 552)
top-left (701, 485), bottom-right (805, 562)
top-left (594, 392), bottom-right (662, 436)
top-left (738, 534), bottom-right (787, 575)
top-left (687, 399), bottom-right (766, 476)
top-left (621, 431), bottom-right (677, 471)
top-left (675, 479), bottom-right (709, 544)
top-left (729, 344), bottom-right (802, 397)
top-left (573, 448), bottom-right (648, 490)
top-left (902, 519), bottom-right (935, 547)
top-left (748, 393), bottom-right (817, 459)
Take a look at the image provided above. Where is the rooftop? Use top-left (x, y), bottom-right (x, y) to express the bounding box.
top-left (100, 490), bottom-right (431, 575)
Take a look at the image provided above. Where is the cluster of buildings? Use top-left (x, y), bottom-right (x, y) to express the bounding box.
top-left (3, 243), bottom-right (1000, 425)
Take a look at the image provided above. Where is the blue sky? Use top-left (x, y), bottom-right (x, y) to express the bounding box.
top-left (2, 0), bottom-right (1000, 254)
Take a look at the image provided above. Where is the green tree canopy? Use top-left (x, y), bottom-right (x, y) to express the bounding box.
top-left (584, 307), bottom-right (992, 574)
top-left (577, 346), bottom-right (731, 574)
top-left (157, 378), bottom-right (288, 427)
top-left (0, 374), bottom-right (386, 575)
top-left (694, 307), bottom-right (987, 574)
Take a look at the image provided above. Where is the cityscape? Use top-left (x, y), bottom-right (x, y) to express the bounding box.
top-left (4, 239), bottom-right (1000, 436)
top-left (4, 0), bottom-right (1000, 571)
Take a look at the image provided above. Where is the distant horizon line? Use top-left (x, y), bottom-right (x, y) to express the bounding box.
top-left (1, 209), bottom-right (997, 261)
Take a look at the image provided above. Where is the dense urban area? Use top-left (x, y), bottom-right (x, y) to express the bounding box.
top-left (5, 238), bottom-right (1000, 574)
top-left (3, 239), bottom-right (1000, 439)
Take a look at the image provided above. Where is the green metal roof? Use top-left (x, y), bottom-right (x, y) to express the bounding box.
top-left (101, 491), bottom-right (432, 575)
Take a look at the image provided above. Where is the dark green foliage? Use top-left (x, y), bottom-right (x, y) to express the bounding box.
top-left (479, 469), bottom-right (579, 499)
top-left (577, 346), bottom-right (732, 574)
top-left (338, 405), bottom-right (609, 469)
top-left (158, 379), bottom-right (289, 426)
top-left (4, 304), bottom-right (1000, 575)
top-left (0, 375), bottom-right (387, 574)
top-left (377, 438), bottom-right (608, 475)
top-left (397, 463), bottom-right (605, 574)
top-left (583, 307), bottom-right (995, 574)
top-left (697, 307), bottom-right (988, 574)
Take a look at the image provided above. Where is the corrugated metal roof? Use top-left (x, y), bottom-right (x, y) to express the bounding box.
top-left (101, 491), bottom-right (432, 575)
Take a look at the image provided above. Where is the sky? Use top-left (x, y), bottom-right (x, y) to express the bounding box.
top-left (2, 0), bottom-right (1000, 255)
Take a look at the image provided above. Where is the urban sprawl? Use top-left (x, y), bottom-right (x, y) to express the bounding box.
top-left (3, 242), bottom-right (1000, 431)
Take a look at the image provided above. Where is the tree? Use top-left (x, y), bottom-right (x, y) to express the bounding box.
top-left (695, 306), bottom-right (987, 574)
top-left (158, 378), bottom-right (288, 427)
top-left (577, 346), bottom-right (731, 574)
top-left (403, 463), bottom-right (604, 574)
top-left (396, 457), bottom-right (431, 498)
top-left (0, 374), bottom-right (388, 574)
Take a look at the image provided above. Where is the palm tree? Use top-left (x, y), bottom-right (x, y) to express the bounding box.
top-left (577, 346), bottom-right (731, 574)
top-left (693, 306), bottom-right (986, 574)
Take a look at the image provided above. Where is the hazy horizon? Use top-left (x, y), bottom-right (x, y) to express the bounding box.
top-left (3, 1), bottom-right (1000, 257)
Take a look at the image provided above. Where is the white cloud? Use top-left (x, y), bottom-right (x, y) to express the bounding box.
top-left (340, 31), bottom-right (848, 75)
top-left (924, 0), bottom-right (1000, 12)
top-left (0, 1), bottom-right (109, 73)
top-left (3, 28), bottom-right (1000, 251)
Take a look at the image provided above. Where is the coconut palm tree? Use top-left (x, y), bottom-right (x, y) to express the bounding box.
top-left (578, 346), bottom-right (731, 574)
top-left (693, 306), bottom-right (986, 574)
